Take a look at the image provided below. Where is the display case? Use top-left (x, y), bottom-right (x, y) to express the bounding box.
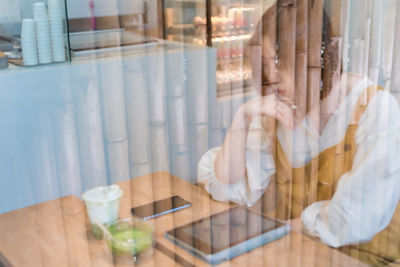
top-left (0, 0), bottom-right (153, 70)
top-left (0, 0), bottom-right (71, 68)
top-left (162, 0), bottom-right (264, 97)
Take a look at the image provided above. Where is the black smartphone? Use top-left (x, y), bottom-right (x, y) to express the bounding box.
top-left (131, 195), bottom-right (191, 220)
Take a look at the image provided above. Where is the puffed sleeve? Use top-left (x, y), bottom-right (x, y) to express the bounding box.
top-left (197, 117), bottom-right (275, 206)
top-left (301, 90), bottom-right (400, 247)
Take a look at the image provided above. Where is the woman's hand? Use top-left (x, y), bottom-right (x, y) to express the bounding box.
top-left (242, 94), bottom-right (295, 130)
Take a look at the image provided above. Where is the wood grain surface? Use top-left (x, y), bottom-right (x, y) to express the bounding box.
top-left (0, 172), bottom-right (368, 267)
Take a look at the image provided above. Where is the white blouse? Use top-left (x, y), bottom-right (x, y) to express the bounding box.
top-left (198, 77), bottom-right (400, 247)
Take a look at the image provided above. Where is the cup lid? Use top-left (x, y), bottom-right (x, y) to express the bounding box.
top-left (82, 185), bottom-right (123, 204)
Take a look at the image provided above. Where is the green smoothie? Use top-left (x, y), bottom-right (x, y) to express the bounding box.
top-left (107, 224), bottom-right (153, 255)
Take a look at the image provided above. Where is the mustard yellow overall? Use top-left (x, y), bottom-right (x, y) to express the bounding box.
top-left (261, 86), bottom-right (399, 265)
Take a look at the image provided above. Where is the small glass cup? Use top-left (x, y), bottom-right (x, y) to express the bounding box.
top-left (105, 217), bottom-right (154, 264)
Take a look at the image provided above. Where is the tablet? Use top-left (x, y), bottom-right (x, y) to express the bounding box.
top-left (165, 206), bottom-right (290, 265)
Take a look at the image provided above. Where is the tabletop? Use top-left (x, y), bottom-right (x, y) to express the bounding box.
top-left (0, 172), bottom-right (368, 267)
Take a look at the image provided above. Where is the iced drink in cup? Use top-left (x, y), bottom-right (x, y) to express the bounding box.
top-left (82, 185), bottom-right (123, 239)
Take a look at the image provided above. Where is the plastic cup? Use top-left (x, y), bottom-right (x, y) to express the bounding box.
top-left (49, 14), bottom-right (64, 20)
top-left (21, 39), bottom-right (36, 44)
top-left (21, 19), bottom-right (38, 66)
top-left (48, 0), bottom-right (64, 11)
top-left (50, 25), bottom-right (64, 32)
top-left (51, 39), bottom-right (65, 45)
top-left (22, 50), bottom-right (38, 65)
top-left (35, 16), bottom-right (52, 64)
top-left (21, 19), bottom-right (36, 37)
top-left (105, 218), bottom-right (154, 264)
top-left (82, 185), bottom-right (123, 239)
top-left (49, 21), bottom-right (64, 27)
top-left (52, 51), bottom-right (66, 62)
top-left (49, 18), bottom-right (63, 24)
top-left (36, 24), bottom-right (50, 30)
top-left (49, 11), bottom-right (65, 16)
top-left (33, 2), bottom-right (48, 21)
top-left (23, 56), bottom-right (38, 66)
top-left (36, 22), bottom-right (50, 28)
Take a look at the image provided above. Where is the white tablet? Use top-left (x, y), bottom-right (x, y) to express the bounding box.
top-left (165, 206), bottom-right (291, 265)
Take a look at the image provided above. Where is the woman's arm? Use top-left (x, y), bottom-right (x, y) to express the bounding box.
top-left (302, 91), bottom-right (400, 247)
top-left (214, 94), bottom-right (294, 184)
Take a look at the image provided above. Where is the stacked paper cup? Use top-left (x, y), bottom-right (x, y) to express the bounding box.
top-left (33, 2), bottom-right (52, 64)
top-left (21, 19), bottom-right (38, 66)
top-left (48, 0), bottom-right (66, 62)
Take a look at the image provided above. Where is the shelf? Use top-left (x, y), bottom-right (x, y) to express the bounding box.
top-left (164, 0), bottom-right (261, 7)
top-left (212, 34), bottom-right (252, 42)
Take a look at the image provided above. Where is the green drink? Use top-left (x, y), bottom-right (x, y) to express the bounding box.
top-left (106, 218), bottom-right (154, 263)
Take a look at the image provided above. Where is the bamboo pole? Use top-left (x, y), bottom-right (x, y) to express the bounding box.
top-left (349, 0), bottom-right (367, 40)
top-left (30, 114), bottom-right (60, 202)
top-left (210, 98), bottom-right (234, 132)
top-left (188, 123), bottom-right (209, 181)
top-left (98, 62), bottom-right (128, 142)
top-left (259, 4), bottom-right (278, 95)
top-left (348, 39), bottom-right (365, 75)
top-left (342, 5), bottom-right (372, 249)
top-left (150, 125), bottom-right (171, 173)
top-left (321, 0), bottom-right (342, 109)
top-left (131, 162), bottom-right (152, 178)
top-left (99, 63), bottom-right (131, 184)
top-left (305, 0), bottom-right (323, 206)
top-left (368, 0), bottom-right (384, 68)
top-left (250, 4), bottom-right (279, 218)
top-left (172, 151), bottom-right (192, 182)
top-left (341, 0), bottom-right (351, 72)
top-left (75, 77), bottom-right (107, 190)
top-left (319, 0), bottom-right (344, 201)
top-left (390, 0), bottom-right (400, 92)
top-left (368, 0), bottom-right (384, 84)
top-left (292, 0), bottom-right (308, 218)
top-left (362, 16), bottom-right (372, 85)
top-left (147, 51), bottom-right (168, 126)
top-left (124, 72), bottom-right (151, 165)
top-left (392, 91), bottom-right (400, 104)
top-left (168, 96), bottom-right (189, 154)
top-left (347, 0), bottom-right (368, 75)
top-left (384, 0), bottom-right (400, 257)
top-left (168, 95), bottom-right (190, 180)
top-left (306, 69), bottom-right (321, 204)
top-left (210, 126), bottom-right (225, 148)
top-left (381, 0), bottom-right (397, 87)
top-left (165, 51), bottom-right (186, 97)
top-left (277, 0), bottom-right (297, 102)
top-left (295, 0), bottom-right (308, 121)
top-left (53, 104), bottom-right (82, 196)
top-left (276, 0), bottom-right (297, 220)
top-left (12, 147), bottom-right (35, 210)
top-left (106, 140), bottom-right (130, 183)
top-left (186, 48), bottom-right (209, 124)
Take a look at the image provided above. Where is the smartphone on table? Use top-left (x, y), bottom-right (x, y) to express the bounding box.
top-left (131, 195), bottom-right (191, 220)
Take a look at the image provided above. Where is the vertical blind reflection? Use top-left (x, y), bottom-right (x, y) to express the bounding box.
top-left (1, 0), bottom-right (400, 266)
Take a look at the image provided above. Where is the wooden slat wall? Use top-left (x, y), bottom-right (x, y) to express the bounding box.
top-left (276, 0), bottom-right (297, 220)
top-left (292, 0), bottom-right (308, 219)
top-left (305, 0), bottom-right (323, 206)
top-left (269, 0), bottom-right (400, 213)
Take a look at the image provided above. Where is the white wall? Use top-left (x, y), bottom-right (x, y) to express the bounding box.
top-left (0, 0), bottom-right (21, 23)
top-left (0, 43), bottom-right (217, 214)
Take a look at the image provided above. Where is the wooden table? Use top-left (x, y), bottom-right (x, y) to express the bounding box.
top-left (0, 172), bottom-right (368, 267)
